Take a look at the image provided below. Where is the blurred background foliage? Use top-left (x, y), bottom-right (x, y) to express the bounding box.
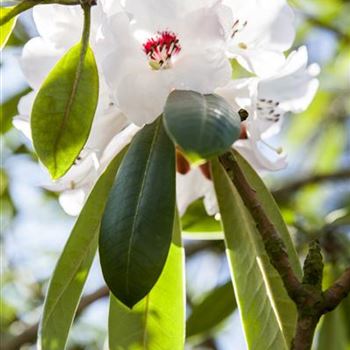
top-left (1, 0), bottom-right (349, 349)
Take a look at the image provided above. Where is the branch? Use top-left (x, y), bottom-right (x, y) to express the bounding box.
top-left (322, 268), bottom-right (350, 312)
top-left (219, 151), bottom-right (350, 350)
top-left (219, 151), bottom-right (302, 301)
top-left (272, 169), bottom-right (350, 202)
top-left (0, 286), bottom-right (109, 350)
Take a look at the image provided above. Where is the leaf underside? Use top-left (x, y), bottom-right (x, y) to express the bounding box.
top-left (31, 43), bottom-right (99, 179)
top-left (108, 210), bottom-right (185, 350)
top-left (212, 159), bottom-right (297, 350)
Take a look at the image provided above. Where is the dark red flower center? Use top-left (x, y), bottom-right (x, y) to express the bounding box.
top-left (143, 31), bottom-right (181, 70)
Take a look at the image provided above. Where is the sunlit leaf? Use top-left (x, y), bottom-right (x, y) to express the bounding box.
top-left (0, 7), bottom-right (17, 50)
top-left (100, 118), bottom-right (176, 308)
top-left (181, 199), bottom-right (223, 240)
top-left (186, 281), bottom-right (236, 339)
top-left (108, 211), bottom-right (185, 349)
top-left (163, 90), bottom-right (240, 162)
top-left (31, 43), bottom-right (99, 179)
top-left (38, 148), bottom-right (127, 350)
top-left (234, 150), bottom-right (302, 277)
top-left (212, 159), bottom-right (297, 349)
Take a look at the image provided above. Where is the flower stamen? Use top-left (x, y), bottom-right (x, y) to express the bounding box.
top-left (143, 31), bottom-right (181, 70)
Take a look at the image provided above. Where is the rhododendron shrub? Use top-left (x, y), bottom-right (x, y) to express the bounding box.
top-left (2, 0), bottom-right (349, 349)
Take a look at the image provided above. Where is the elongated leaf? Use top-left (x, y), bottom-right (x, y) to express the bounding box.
top-left (39, 148), bottom-right (127, 350)
top-left (212, 159), bottom-right (297, 350)
top-left (234, 150), bottom-right (302, 277)
top-left (163, 90), bottom-right (240, 162)
top-left (100, 118), bottom-right (176, 308)
top-left (186, 281), bottom-right (236, 338)
top-left (31, 42), bottom-right (99, 179)
top-left (0, 7), bottom-right (17, 50)
top-left (108, 211), bottom-right (185, 349)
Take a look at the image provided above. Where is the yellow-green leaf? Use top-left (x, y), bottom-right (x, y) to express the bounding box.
top-left (212, 159), bottom-right (297, 350)
top-left (31, 43), bottom-right (99, 179)
top-left (0, 7), bottom-right (17, 49)
top-left (39, 148), bottom-right (127, 350)
top-left (108, 211), bottom-right (185, 350)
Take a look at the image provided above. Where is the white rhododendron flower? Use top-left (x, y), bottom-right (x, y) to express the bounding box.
top-left (222, 0), bottom-right (295, 77)
top-left (219, 46), bottom-right (320, 171)
top-left (101, 0), bottom-right (232, 125)
top-left (14, 0), bottom-right (319, 217)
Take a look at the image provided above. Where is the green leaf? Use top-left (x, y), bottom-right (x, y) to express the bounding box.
top-left (99, 118), bottom-right (176, 308)
top-left (0, 7), bottom-right (17, 50)
top-left (108, 210), bottom-right (185, 349)
top-left (181, 199), bottom-right (223, 240)
top-left (39, 148), bottom-right (127, 350)
top-left (234, 150), bottom-right (302, 277)
top-left (31, 42), bottom-right (99, 179)
top-left (163, 90), bottom-right (241, 162)
top-left (186, 281), bottom-right (236, 339)
top-left (212, 159), bottom-right (297, 350)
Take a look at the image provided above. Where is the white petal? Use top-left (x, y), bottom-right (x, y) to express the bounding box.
top-left (234, 139), bottom-right (287, 172)
top-left (258, 46), bottom-right (320, 113)
top-left (33, 5), bottom-right (83, 49)
top-left (173, 49), bottom-right (231, 93)
top-left (20, 37), bottom-right (62, 89)
top-left (13, 92), bottom-right (36, 140)
top-left (58, 188), bottom-right (88, 216)
top-left (216, 78), bottom-right (257, 112)
top-left (176, 167), bottom-right (217, 216)
top-left (117, 68), bottom-right (173, 125)
top-left (235, 48), bottom-right (287, 78)
top-left (100, 124), bottom-right (140, 167)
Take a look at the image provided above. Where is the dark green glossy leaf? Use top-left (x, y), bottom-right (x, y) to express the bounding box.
top-left (212, 159), bottom-right (297, 349)
top-left (108, 210), bottom-right (185, 349)
top-left (100, 118), bottom-right (176, 308)
top-left (163, 90), bottom-right (240, 162)
top-left (39, 148), bottom-right (127, 350)
top-left (186, 281), bottom-right (236, 338)
top-left (0, 7), bottom-right (17, 50)
top-left (31, 43), bottom-right (99, 179)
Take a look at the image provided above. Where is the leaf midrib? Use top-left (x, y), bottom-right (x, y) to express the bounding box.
top-left (125, 120), bottom-right (161, 298)
top-left (52, 45), bottom-right (87, 175)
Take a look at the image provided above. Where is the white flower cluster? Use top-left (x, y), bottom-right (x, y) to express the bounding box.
top-left (14, 0), bottom-right (319, 216)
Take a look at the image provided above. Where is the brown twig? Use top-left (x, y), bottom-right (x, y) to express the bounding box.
top-left (0, 286), bottom-right (109, 350)
top-left (219, 151), bottom-right (302, 302)
top-left (218, 150), bottom-right (350, 350)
